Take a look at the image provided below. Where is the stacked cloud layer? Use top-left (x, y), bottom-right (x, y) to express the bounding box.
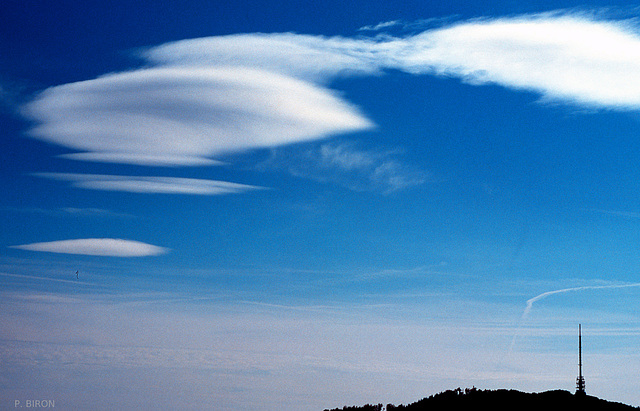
top-left (24, 13), bottom-right (640, 169)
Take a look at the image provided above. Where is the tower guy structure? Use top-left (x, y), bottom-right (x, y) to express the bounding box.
top-left (576, 324), bottom-right (586, 396)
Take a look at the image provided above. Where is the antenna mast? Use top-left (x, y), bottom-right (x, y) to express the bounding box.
top-left (576, 324), bottom-right (586, 396)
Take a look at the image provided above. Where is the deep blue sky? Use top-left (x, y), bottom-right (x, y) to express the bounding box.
top-left (3, 1), bottom-right (640, 410)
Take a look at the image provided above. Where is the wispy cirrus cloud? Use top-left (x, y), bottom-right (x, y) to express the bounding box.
top-left (358, 20), bottom-right (403, 32)
top-left (394, 12), bottom-right (640, 109)
top-left (34, 173), bottom-right (265, 195)
top-left (10, 238), bottom-right (168, 257)
top-left (4, 206), bottom-right (137, 219)
top-left (590, 208), bottom-right (640, 219)
top-left (258, 142), bottom-right (428, 194)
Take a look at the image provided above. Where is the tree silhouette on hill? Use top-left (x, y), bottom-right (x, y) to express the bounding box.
top-left (324, 388), bottom-right (639, 411)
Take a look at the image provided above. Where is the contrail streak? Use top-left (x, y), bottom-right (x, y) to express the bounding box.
top-left (508, 282), bottom-right (640, 354)
top-left (522, 282), bottom-right (640, 320)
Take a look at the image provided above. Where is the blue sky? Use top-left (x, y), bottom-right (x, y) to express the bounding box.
top-left (3, 1), bottom-right (640, 409)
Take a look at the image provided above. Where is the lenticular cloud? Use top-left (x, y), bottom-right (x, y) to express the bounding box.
top-left (22, 11), bottom-right (640, 167)
top-left (143, 33), bottom-right (385, 82)
top-left (24, 67), bottom-right (373, 166)
top-left (11, 239), bottom-right (168, 257)
top-left (34, 173), bottom-right (265, 195)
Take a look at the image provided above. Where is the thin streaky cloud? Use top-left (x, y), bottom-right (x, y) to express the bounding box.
top-left (358, 17), bottom-right (460, 33)
top-left (34, 173), bottom-right (266, 195)
top-left (10, 238), bottom-right (169, 257)
top-left (3, 206), bottom-right (135, 219)
top-left (508, 281), bottom-right (640, 353)
top-left (0, 272), bottom-right (94, 285)
top-left (590, 208), bottom-right (640, 219)
top-left (60, 207), bottom-right (137, 219)
top-left (358, 20), bottom-right (402, 31)
top-left (521, 282), bottom-right (640, 320)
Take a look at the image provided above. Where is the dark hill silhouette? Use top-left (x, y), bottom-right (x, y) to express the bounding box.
top-left (324, 388), bottom-right (639, 411)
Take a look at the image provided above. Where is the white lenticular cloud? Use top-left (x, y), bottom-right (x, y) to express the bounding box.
top-left (11, 239), bottom-right (168, 257)
top-left (34, 173), bottom-right (265, 195)
top-left (143, 33), bottom-right (387, 82)
top-left (23, 66), bottom-right (374, 167)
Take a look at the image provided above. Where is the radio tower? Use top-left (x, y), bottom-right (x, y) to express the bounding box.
top-left (576, 324), bottom-right (586, 396)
